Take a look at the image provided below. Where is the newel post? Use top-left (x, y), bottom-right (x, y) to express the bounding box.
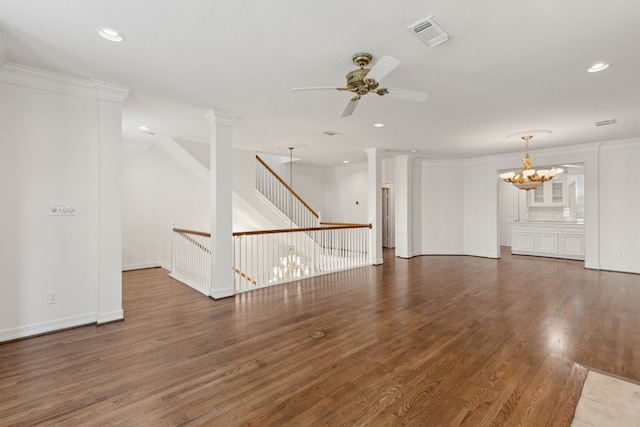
top-left (204, 108), bottom-right (237, 298)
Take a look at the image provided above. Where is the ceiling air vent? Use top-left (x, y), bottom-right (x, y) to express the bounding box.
top-left (595, 119), bottom-right (617, 127)
top-left (408, 16), bottom-right (451, 47)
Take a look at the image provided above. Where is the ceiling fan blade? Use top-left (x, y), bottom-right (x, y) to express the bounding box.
top-left (291, 87), bottom-right (342, 91)
top-left (366, 56), bottom-right (400, 82)
top-left (384, 87), bottom-right (429, 102)
top-left (341, 96), bottom-right (360, 118)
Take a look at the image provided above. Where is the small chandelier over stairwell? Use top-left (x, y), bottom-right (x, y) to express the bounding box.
top-left (499, 134), bottom-right (556, 190)
top-left (272, 146), bottom-right (309, 281)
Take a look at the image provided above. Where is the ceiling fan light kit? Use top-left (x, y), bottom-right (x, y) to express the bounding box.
top-left (291, 52), bottom-right (428, 118)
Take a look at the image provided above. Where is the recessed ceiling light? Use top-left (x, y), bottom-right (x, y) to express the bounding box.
top-left (343, 160), bottom-right (350, 163)
top-left (373, 123), bottom-right (385, 128)
top-left (98, 28), bottom-right (125, 42)
top-left (588, 62), bottom-right (609, 73)
top-left (138, 125), bottom-right (150, 131)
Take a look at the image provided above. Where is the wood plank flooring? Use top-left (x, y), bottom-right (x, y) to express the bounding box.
top-left (2, 248), bottom-right (640, 426)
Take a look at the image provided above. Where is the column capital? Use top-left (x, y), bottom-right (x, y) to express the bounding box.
top-left (91, 79), bottom-right (131, 103)
top-left (364, 147), bottom-right (380, 158)
top-left (204, 108), bottom-right (238, 127)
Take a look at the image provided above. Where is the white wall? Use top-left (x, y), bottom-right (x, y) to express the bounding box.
top-left (421, 160), bottom-right (465, 255)
top-left (0, 64), bottom-right (128, 341)
top-left (598, 139), bottom-right (640, 273)
top-left (323, 162), bottom-right (369, 223)
top-left (122, 140), bottom-right (210, 271)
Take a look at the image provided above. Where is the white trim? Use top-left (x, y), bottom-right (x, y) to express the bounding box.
top-left (463, 250), bottom-right (500, 259)
top-left (122, 262), bottom-right (161, 271)
top-left (599, 138), bottom-right (640, 152)
top-left (90, 79), bottom-right (130, 103)
top-left (464, 142), bottom-right (603, 165)
top-left (203, 108), bottom-right (238, 127)
top-left (0, 62), bottom-right (129, 101)
top-left (0, 313), bottom-right (97, 342)
top-left (419, 249), bottom-right (465, 255)
top-left (209, 286), bottom-right (235, 299)
top-left (599, 264), bottom-right (640, 275)
top-left (421, 158), bottom-right (465, 167)
top-left (97, 309), bottom-right (124, 324)
top-left (170, 273), bottom-right (209, 296)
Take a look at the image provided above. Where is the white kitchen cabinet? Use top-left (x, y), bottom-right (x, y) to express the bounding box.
top-left (511, 223), bottom-right (584, 260)
top-left (529, 177), bottom-right (567, 207)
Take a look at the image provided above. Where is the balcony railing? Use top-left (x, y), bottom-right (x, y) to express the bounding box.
top-left (233, 224), bottom-right (371, 292)
top-left (170, 224), bottom-right (371, 295)
top-left (170, 228), bottom-right (211, 295)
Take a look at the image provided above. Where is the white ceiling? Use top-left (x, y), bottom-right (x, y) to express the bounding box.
top-left (1, 0), bottom-right (639, 167)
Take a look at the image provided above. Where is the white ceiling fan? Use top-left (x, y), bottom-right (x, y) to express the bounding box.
top-left (291, 52), bottom-right (429, 118)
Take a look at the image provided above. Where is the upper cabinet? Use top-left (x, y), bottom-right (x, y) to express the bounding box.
top-left (528, 177), bottom-right (567, 207)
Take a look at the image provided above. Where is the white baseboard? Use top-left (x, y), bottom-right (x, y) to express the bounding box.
top-left (419, 249), bottom-right (465, 256)
top-left (122, 261), bottom-right (161, 271)
top-left (97, 309), bottom-right (124, 324)
top-left (462, 250), bottom-right (499, 259)
top-left (599, 263), bottom-right (640, 275)
top-left (210, 286), bottom-right (235, 299)
top-left (0, 313), bottom-right (97, 342)
top-left (169, 274), bottom-right (209, 296)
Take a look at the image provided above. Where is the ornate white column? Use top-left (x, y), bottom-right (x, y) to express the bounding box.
top-left (395, 154), bottom-right (414, 258)
top-left (204, 108), bottom-right (237, 299)
top-left (365, 148), bottom-right (383, 265)
top-left (93, 80), bottom-right (130, 324)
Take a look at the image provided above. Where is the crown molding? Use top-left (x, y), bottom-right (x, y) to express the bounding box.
top-left (204, 108), bottom-right (239, 127)
top-left (598, 137), bottom-right (640, 152)
top-left (463, 142), bottom-right (604, 166)
top-left (421, 158), bottom-right (464, 167)
top-left (0, 62), bottom-right (129, 102)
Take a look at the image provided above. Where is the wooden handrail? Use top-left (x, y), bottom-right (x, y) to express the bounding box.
top-left (320, 222), bottom-right (371, 227)
top-left (175, 224), bottom-right (372, 239)
top-left (173, 227), bottom-right (211, 238)
top-left (255, 155), bottom-right (319, 219)
top-left (174, 228), bottom-right (211, 253)
top-left (233, 224), bottom-right (372, 237)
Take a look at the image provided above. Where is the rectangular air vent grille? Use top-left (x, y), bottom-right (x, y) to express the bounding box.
top-left (408, 16), bottom-right (451, 47)
top-left (595, 119), bottom-right (617, 127)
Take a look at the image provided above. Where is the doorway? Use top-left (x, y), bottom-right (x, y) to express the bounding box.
top-left (382, 184), bottom-right (395, 248)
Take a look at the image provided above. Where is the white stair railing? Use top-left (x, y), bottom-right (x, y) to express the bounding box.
top-left (233, 224), bottom-right (371, 293)
top-left (170, 228), bottom-right (211, 295)
top-left (171, 224), bottom-right (372, 295)
top-left (255, 155), bottom-right (319, 229)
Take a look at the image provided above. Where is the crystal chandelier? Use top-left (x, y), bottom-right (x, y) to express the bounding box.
top-left (273, 245), bottom-right (310, 280)
top-left (499, 135), bottom-right (556, 190)
top-left (272, 147), bottom-right (309, 281)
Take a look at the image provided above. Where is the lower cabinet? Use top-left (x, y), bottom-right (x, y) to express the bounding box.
top-left (511, 223), bottom-right (584, 260)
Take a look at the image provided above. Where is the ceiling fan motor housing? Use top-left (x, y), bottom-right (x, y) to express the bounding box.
top-left (346, 68), bottom-right (371, 91)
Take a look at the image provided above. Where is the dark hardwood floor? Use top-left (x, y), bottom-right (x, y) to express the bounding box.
top-left (2, 248), bottom-right (640, 426)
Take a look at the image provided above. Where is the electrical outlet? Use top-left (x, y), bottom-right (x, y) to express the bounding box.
top-left (49, 204), bottom-right (77, 216)
top-left (47, 291), bottom-right (59, 305)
